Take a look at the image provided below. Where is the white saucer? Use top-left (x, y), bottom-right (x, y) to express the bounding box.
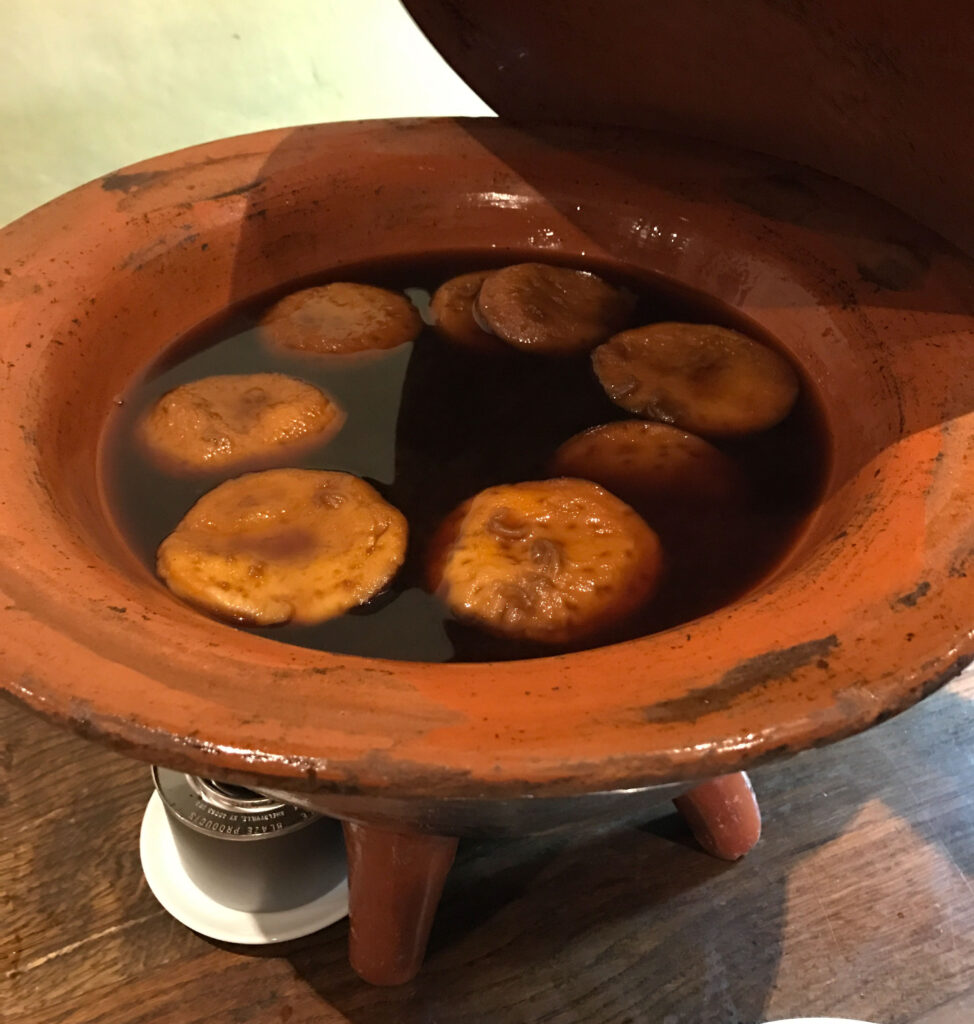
top-left (139, 791), bottom-right (349, 944)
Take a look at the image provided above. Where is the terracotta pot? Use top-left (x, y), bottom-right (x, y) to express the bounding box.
top-left (0, 118), bottom-right (971, 819)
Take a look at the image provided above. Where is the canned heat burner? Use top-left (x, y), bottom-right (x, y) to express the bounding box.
top-left (139, 768), bottom-right (349, 944)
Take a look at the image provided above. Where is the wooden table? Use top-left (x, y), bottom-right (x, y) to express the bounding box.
top-left (3, 671), bottom-right (972, 1024)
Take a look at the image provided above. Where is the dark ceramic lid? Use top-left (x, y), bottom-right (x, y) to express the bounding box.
top-left (402, 0), bottom-right (974, 255)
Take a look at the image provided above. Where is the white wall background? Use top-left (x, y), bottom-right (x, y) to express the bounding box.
top-left (0, 0), bottom-right (492, 227)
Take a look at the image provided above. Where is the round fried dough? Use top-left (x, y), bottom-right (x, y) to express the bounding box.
top-left (429, 270), bottom-right (507, 353)
top-left (138, 373), bottom-right (343, 474)
top-left (476, 263), bottom-right (635, 355)
top-left (260, 283), bottom-right (422, 355)
top-left (157, 469), bottom-right (407, 626)
top-left (549, 421), bottom-right (741, 511)
top-left (592, 322), bottom-right (799, 436)
top-left (428, 478), bottom-right (662, 644)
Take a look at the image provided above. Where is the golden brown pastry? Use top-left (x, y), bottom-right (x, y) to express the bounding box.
top-left (260, 282), bottom-right (422, 355)
top-left (592, 322), bottom-right (799, 436)
top-left (429, 270), bottom-right (507, 353)
top-left (476, 263), bottom-right (635, 355)
top-left (427, 478), bottom-right (662, 644)
top-left (157, 469), bottom-right (407, 626)
top-left (549, 420), bottom-right (741, 511)
top-left (138, 372), bottom-right (343, 474)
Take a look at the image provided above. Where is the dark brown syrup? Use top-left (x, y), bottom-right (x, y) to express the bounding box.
top-left (101, 252), bottom-right (831, 662)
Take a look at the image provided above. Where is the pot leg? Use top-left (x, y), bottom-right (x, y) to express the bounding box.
top-left (342, 821), bottom-right (458, 986)
top-left (673, 771), bottom-right (762, 861)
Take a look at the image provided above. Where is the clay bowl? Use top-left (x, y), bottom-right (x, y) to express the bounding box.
top-left (0, 119), bottom-right (971, 835)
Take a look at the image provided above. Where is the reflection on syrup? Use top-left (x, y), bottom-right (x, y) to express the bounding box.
top-left (102, 252), bottom-right (830, 662)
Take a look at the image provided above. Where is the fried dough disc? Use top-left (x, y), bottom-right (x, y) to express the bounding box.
top-left (260, 283), bottom-right (422, 355)
top-left (157, 469), bottom-right (407, 626)
top-left (428, 478), bottom-right (662, 644)
top-left (592, 322), bottom-right (799, 436)
top-left (549, 421), bottom-right (741, 511)
top-left (429, 270), bottom-right (507, 353)
top-left (476, 263), bottom-right (635, 355)
top-left (138, 373), bottom-right (342, 475)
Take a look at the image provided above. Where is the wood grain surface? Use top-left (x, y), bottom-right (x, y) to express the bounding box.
top-left (3, 672), bottom-right (972, 1024)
